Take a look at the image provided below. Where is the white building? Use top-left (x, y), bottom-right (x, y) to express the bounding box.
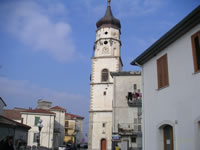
top-left (21, 109), bottom-right (55, 148)
top-left (50, 106), bottom-right (66, 147)
top-left (88, 1), bottom-right (122, 150)
top-left (111, 71), bottom-right (142, 150)
top-left (131, 6), bottom-right (200, 150)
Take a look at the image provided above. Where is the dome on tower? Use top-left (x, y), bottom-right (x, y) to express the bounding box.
top-left (96, 2), bottom-right (121, 29)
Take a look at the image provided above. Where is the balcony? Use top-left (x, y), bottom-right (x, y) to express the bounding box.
top-left (118, 123), bottom-right (142, 136)
top-left (126, 92), bottom-right (142, 107)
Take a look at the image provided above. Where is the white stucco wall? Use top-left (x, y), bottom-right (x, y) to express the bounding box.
top-left (51, 110), bottom-right (65, 146)
top-left (142, 24), bottom-right (200, 150)
top-left (21, 113), bottom-right (55, 148)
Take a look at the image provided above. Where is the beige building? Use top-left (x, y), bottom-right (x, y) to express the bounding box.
top-left (21, 109), bottom-right (55, 148)
top-left (64, 113), bottom-right (84, 146)
top-left (88, 1), bottom-right (122, 150)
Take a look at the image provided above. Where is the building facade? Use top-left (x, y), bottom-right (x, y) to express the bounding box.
top-left (50, 106), bottom-right (66, 147)
top-left (64, 113), bottom-right (84, 146)
top-left (21, 109), bottom-right (55, 149)
top-left (88, 1), bottom-right (122, 150)
top-left (111, 72), bottom-right (142, 150)
top-left (131, 6), bottom-right (200, 150)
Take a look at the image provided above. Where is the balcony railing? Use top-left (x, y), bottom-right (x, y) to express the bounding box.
top-left (126, 92), bottom-right (142, 107)
top-left (118, 123), bottom-right (142, 136)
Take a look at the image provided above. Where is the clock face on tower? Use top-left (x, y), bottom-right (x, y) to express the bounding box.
top-left (102, 47), bottom-right (109, 54)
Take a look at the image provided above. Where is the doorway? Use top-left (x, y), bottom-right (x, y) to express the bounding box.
top-left (163, 125), bottom-right (174, 150)
top-left (101, 139), bottom-right (107, 150)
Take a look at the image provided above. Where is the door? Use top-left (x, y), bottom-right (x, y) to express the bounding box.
top-left (163, 125), bottom-right (173, 150)
top-left (101, 139), bottom-right (106, 150)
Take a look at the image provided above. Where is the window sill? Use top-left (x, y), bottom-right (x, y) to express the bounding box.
top-left (156, 85), bottom-right (169, 91)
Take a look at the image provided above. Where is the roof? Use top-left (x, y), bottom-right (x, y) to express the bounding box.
top-left (65, 113), bottom-right (84, 120)
top-left (21, 109), bottom-right (55, 115)
top-left (111, 71), bottom-right (141, 77)
top-left (3, 109), bottom-right (21, 120)
top-left (131, 5), bottom-right (200, 66)
top-left (0, 115), bottom-right (31, 129)
top-left (0, 97), bottom-right (6, 106)
top-left (96, 1), bottom-right (121, 29)
top-left (50, 106), bottom-right (66, 111)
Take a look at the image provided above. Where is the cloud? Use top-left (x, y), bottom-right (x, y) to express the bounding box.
top-left (0, 1), bottom-right (75, 62)
top-left (0, 76), bottom-right (89, 114)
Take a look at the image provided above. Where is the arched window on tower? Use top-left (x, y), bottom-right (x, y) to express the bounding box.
top-left (101, 69), bottom-right (109, 82)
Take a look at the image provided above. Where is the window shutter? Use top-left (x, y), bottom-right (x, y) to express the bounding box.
top-left (157, 54), bottom-right (169, 89)
top-left (191, 31), bottom-right (200, 72)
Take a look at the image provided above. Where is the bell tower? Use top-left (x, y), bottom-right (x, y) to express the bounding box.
top-left (88, 0), bottom-right (122, 150)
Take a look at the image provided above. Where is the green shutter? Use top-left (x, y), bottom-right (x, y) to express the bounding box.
top-left (35, 117), bottom-right (40, 126)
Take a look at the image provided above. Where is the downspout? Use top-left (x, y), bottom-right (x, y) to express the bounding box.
top-left (135, 61), bottom-right (145, 150)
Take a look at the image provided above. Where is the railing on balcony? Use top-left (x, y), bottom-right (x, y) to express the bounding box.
top-left (118, 123), bottom-right (142, 136)
top-left (126, 92), bottom-right (142, 107)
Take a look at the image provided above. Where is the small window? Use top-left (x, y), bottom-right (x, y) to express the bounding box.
top-left (101, 69), bottom-right (109, 82)
top-left (103, 91), bottom-right (106, 96)
top-left (138, 125), bottom-right (142, 131)
top-left (133, 84), bottom-right (137, 90)
top-left (65, 121), bottom-right (69, 128)
top-left (105, 31), bottom-right (108, 35)
top-left (131, 137), bottom-right (136, 143)
top-left (34, 117), bottom-right (40, 126)
top-left (104, 41), bottom-right (108, 45)
top-left (191, 31), bottom-right (200, 72)
top-left (157, 54), bottom-right (169, 89)
top-left (102, 123), bottom-right (106, 127)
top-left (33, 133), bottom-right (38, 143)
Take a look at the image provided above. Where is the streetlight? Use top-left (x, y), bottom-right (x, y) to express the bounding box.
top-left (37, 119), bottom-right (43, 147)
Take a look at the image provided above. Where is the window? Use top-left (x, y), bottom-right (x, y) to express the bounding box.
top-left (34, 117), bottom-right (40, 126)
top-left (102, 123), bottom-right (106, 127)
top-left (191, 31), bottom-right (200, 72)
top-left (131, 137), bottom-right (136, 143)
top-left (101, 69), bottom-right (109, 82)
top-left (65, 121), bottom-right (69, 128)
top-left (133, 84), bottom-right (137, 90)
top-left (163, 125), bottom-right (174, 150)
top-left (157, 54), bottom-right (169, 89)
top-left (33, 133), bottom-right (38, 143)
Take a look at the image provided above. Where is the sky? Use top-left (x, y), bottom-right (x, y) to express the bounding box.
top-left (0, 0), bottom-right (199, 138)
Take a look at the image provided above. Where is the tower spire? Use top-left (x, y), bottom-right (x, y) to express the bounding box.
top-left (108, 0), bottom-right (111, 6)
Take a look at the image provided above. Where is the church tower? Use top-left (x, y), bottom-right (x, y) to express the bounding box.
top-left (88, 0), bottom-right (122, 150)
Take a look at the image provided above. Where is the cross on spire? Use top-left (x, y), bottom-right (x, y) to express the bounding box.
top-left (108, 0), bottom-right (111, 6)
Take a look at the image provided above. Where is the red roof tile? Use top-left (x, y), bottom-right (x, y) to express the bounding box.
top-left (65, 113), bottom-right (84, 120)
top-left (50, 106), bottom-right (66, 111)
top-left (3, 109), bottom-right (22, 120)
top-left (21, 109), bottom-right (55, 115)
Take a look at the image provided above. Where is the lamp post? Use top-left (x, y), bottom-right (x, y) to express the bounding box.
top-left (37, 119), bottom-right (43, 147)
